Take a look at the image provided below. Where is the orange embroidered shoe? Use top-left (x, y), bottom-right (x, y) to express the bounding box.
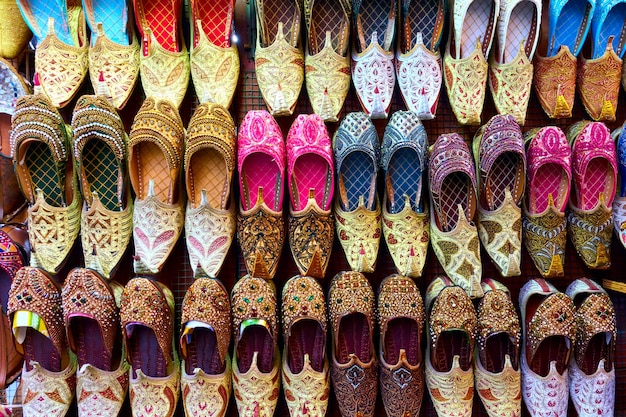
top-left (8, 267), bottom-right (77, 417)
top-left (474, 278), bottom-right (521, 417)
top-left (378, 274), bottom-right (425, 417)
top-left (180, 278), bottom-right (232, 417)
top-left (121, 277), bottom-right (180, 417)
top-left (281, 276), bottom-right (329, 417)
top-left (62, 268), bottom-right (129, 417)
top-left (231, 276), bottom-right (281, 417)
top-left (254, 0), bottom-right (304, 116)
top-left (328, 271), bottom-right (377, 417)
top-left (129, 98), bottom-right (185, 275)
top-left (425, 276), bottom-right (477, 417)
top-left (443, 0), bottom-right (499, 125)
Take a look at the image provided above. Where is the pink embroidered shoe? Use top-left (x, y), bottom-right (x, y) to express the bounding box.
top-left (287, 114), bottom-right (334, 279)
top-left (522, 126), bottom-right (571, 278)
top-left (237, 110), bottom-right (286, 280)
top-left (566, 121), bottom-right (617, 270)
top-left (565, 278), bottom-right (616, 417)
top-left (351, 0), bottom-right (397, 118)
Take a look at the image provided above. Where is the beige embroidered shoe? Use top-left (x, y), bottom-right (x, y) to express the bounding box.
top-left (425, 276), bottom-right (477, 417)
top-left (378, 274), bottom-right (425, 417)
top-left (281, 276), bottom-right (329, 417)
top-left (121, 277), bottom-right (180, 417)
top-left (474, 278), bottom-right (521, 417)
top-left (231, 276), bottom-right (280, 417)
top-left (328, 271), bottom-right (378, 417)
top-left (180, 278), bottom-right (232, 417)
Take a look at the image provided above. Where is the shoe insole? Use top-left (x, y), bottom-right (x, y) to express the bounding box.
top-left (128, 325), bottom-right (168, 378)
top-left (25, 142), bottom-right (64, 207)
top-left (436, 172), bottom-right (472, 232)
top-left (310, 0), bottom-right (350, 55)
top-left (241, 153), bottom-right (282, 212)
top-left (188, 149), bottom-right (229, 210)
top-left (528, 163), bottom-right (569, 213)
top-left (384, 317), bottom-right (420, 366)
top-left (69, 317), bottom-right (112, 371)
top-left (596, 4), bottom-right (626, 58)
top-left (405, 0), bottom-right (443, 52)
top-left (580, 332), bottom-right (613, 374)
top-left (136, 0), bottom-right (180, 52)
top-left (336, 313), bottom-right (371, 364)
top-left (551, 0), bottom-right (591, 56)
top-left (387, 149), bottom-right (422, 214)
top-left (500, 1), bottom-right (537, 62)
top-left (184, 327), bottom-right (224, 375)
top-left (85, 0), bottom-right (130, 45)
top-left (132, 142), bottom-right (172, 203)
top-left (356, 0), bottom-right (395, 52)
top-left (484, 153), bottom-right (523, 210)
top-left (17, 0), bottom-right (73, 45)
top-left (432, 330), bottom-right (471, 372)
top-left (236, 325), bottom-right (274, 373)
top-left (460, 0), bottom-right (495, 58)
top-left (576, 157), bottom-right (614, 210)
top-left (82, 139), bottom-right (122, 211)
top-left (287, 319), bottom-right (326, 373)
top-left (339, 151), bottom-right (376, 212)
top-left (258, 0), bottom-right (299, 47)
top-left (291, 154), bottom-right (332, 211)
top-left (480, 332), bottom-right (518, 373)
top-left (23, 328), bottom-right (61, 372)
top-left (194, 0), bottom-right (233, 48)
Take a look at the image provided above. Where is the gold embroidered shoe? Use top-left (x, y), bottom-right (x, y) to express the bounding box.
top-left (129, 98), bottom-right (185, 275)
top-left (180, 278), bottom-right (232, 417)
top-left (185, 103), bottom-right (236, 278)
top-left (378, 275), bottom-right (425, 417)
top-left (472, 115), bottom-right (526, 277)
top-left (62, 268), bottom-right (129, 417)
top-left (488, 0), bottom-right (541, 124)
top-left (0, 0), bottom-right (31, 60)
top-left (429, 133), bottom-right (482, 299)
top-left (281, 276), bottom-right (329, 417)
top-left (425, 276), bottom-right (477, 417)
top-left (10, 93), bottom-right (81, 274)
top-left (231, 276), bottom-right (281, 417)
top-left (333, 112), bottom-right (381, 273)
top-left (566, 121), bottom-right (616, 270)
top-left (72, 94), bottom-right (133, 279)
top-left (287, 114), bottom-right (334, 279)
top-left (237, 110), bottom-right (286, 280)
top-left (443, 0), bottom-right (499, 125)
top-left (134, 0), bottom-right (190, 108)
top-left (382, 111), bottom-right (429, 278)
top-left (16, 0), bottom-right (89, 107)
top-left (190, 0), bottom-right (240, 107)
top-left (565, 278), bottom-right (616, 417)
top-left (121, 277), bottom-right (180, 417)
top-left (328, 271), bottom-right (377, 417)
top-left (519, 279), bottom-right (575, 417)
top-left (8, 267), bottom-right (77, 417)
top-left (304, 0), bottom-right (352, 122)
top-left (474, 278), bottom-right (521, 417)
top-left (254, 0), bottom-right (304, 116)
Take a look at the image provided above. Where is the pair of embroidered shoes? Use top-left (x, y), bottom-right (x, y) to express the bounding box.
top-left (534, 0), bottom-right (626, 121)
top-left (238, 111), bottom-right (335, 280)
top-left (444, 0), bottom-right (541, 125)
top-left (523, 121), bottom-right (616, 277)
top-left (425, 276), bottom-right (522, 417)
top-left (520, 278), bottom-right (616, 417)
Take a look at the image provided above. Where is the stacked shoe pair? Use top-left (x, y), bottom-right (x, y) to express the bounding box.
top-left (523, 120), bottom-right (617, 277)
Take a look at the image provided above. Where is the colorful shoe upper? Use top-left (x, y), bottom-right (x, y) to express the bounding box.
top-left (566, 121), bottom-right (616, 270)
top-left (237, 110), bottom-right (286, 280)
top-left (382, 111), bottom-right (429, 278)
top-left (473, 114), bottom-right (526, 277)
top-left (333, 112), bottom-right (381, 273)
top-left (429, 133), bottom-right (482, 298)
top-left (287, 114), bottom-right (335, 279)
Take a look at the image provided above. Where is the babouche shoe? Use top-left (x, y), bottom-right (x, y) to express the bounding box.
top-left (613, 121), bottom-right (626, 248)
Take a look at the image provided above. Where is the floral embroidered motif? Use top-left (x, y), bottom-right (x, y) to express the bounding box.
top-left (352, 41), bottom-right (395, 118)
top-left (488, 46), bottom-right (533, 125)
top-left (129, 369), bottom-right (180, 417)
top-left (577, 45), bottom-right (622, 121)
top-left (181, 365), bottom-right (232, 417)
top-left (533, 47), bottom-right (576, 118)
top-left (22, 358), bottom-right (77, 417)
top-left (523, 204), bottom-right (567, 277)
top-left (288, 203), bottom-right (334, 278)
top-left (334, 198), bottom-right (381, 273)
top-left (76, 362), bottom-right (130, 417)
top-left (444, 43), bottom-right (488, 125)
top-left (567, 205), bottom-right (612, 269)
